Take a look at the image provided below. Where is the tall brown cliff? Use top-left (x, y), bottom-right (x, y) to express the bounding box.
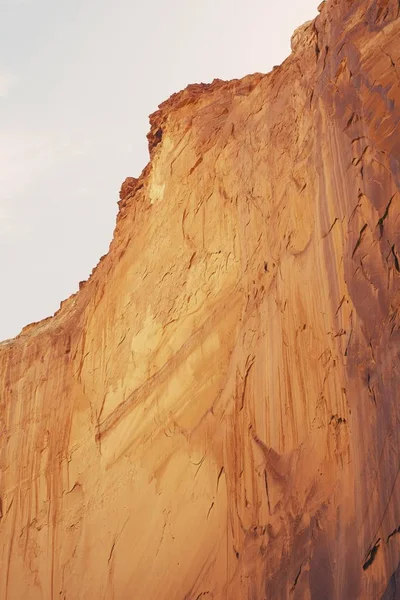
top-left (1, 0), bottom-right (400, 598)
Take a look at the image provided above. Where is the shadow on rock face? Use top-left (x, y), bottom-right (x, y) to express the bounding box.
top-left (381, 561), bottom-right (400, 600)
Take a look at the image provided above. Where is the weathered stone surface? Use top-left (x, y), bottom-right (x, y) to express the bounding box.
top-left (1, 0), bottom-right (400, 598)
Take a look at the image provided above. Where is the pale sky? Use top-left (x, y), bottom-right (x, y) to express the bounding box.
top-left (0, 0), bottom-right (318, 341)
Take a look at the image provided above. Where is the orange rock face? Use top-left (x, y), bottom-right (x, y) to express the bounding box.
top-left (1, 0), bottom-right (400, 598)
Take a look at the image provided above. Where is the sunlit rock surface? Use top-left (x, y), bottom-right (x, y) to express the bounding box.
top-left (1, 0), bottom-right (400, 597)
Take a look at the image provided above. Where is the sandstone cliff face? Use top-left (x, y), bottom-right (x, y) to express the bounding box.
top-left (1, 0), bottom-right (400, 598)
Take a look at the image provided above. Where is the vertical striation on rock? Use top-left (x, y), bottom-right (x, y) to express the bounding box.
top-left (1, 0), bottom-right (400, 598)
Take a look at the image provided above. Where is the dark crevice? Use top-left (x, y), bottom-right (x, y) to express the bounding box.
top-left (5, 497), bottom-right (13, 516)
top-left (189, 156), bottom-right (203, 175)
top-left (155, 128), bottom-right (163, 143)
top-left (240, 357), bottom-right (255, 411)
top-left (387, 526), bottom-right (400, 544)
top-left (363, 539), bottom-right (380, 570)
top-left (377, 195), bottom-right (394, 238)
top-left (335, 295), bottom-right (346, 316)
top-left (323, 217), bottom-right (338, 238)
top-left (313, 21), bottom-right (320, 62)
top-left (344, 112), bottom-right (360, 131)
top-left (376, 4), bottom-right (389, 23)
top-left (264, 470), bottom-right (272, 515)
top-left (330, 414), bottom-right (347, 425)
top-left (291, 562), bottom-right (304, 591)
top-left (108, 541), bottom-right (116, 564)
top-left (352, 223), bottom-right (368, 258)
top-left (391, 245), bottom-right (400, 272)
top-left (216, 466), bottom-right (224, 491)
top-left (352, 145), bottom-right (369, 166)
top-left (147, 126), bottom-right (164, 155)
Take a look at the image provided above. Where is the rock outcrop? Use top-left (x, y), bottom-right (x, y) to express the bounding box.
top-left (1, 0), bottom-right (400, 598)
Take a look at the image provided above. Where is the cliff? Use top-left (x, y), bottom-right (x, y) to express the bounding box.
top-left (1, 0), bottom-right (400, 598)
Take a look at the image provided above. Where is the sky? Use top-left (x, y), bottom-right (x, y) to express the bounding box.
top-left (0, 0), bottom-right (318, 341)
